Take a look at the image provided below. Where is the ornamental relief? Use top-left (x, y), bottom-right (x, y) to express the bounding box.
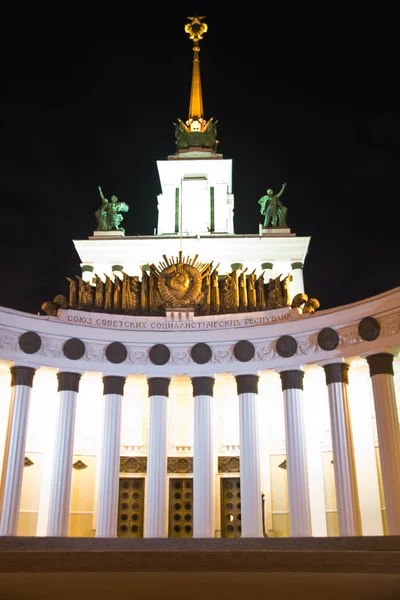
top-left (380, 313), bottom-right (400, 337)
top-left (171, 349), bottom-right (190, 365)
top-left (211, 346), bottom-right (234, 364)
top-left (339, 325), bottom-right (361, 348)
top-left (298, 332), bottom-right (319, 356)
top-left (120, 456), bottom-right (147, 473)
top-left (167, 457), bottom-right (193, 473)
top-left (255, 343), bottom-right (277, 361)
top-left (39, 337), bottom-right (63, 358)
top-left (218, 456), bottom-right (240, 473)
top-left (128, 349), bottom-right (148, 365)
top-left (0, 331), bottom-right (18, 351)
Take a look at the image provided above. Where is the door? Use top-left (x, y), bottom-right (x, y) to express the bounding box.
top-left (169, 478), bottom-right (193, 538)
top-left (117, 477), bottom-right (145, 538)
top-left (220, 477), bottom-right (241, 538)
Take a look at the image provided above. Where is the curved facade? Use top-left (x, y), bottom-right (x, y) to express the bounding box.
top-left (1, 286), bottom-right (400, 538)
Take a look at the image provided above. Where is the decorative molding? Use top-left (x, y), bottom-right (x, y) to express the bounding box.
top-left (103, 376), bottom-right (126, 396)
top-left (24, 456), bottom-right (34, 467)
top-left (218, 456), bottom-right (240, 473)
top-left (120, 456), bottom-right (147, 473)
top-left (192, 376), bottom-right (215, 397)
top-left (73, 460), bottom-right (88, 470)
top-left (11, 366), bottom-right (36, 388)
top-left (323, 363), bottom-right (350, 385)
top-left (57, 371), bottom-right (81, 393)
top-left (280, 370), bottom-right (304, 391)
top-left (366, 352), bottom-right (394, 377)
top-left (148, 377), bottom-right (170, 397)
top-left (236, 374), bottom-right (259, 395)
top-left (279, 459), bottom-right (287, 470)
top-left (167, 457), bottom-right (193, 473)
top-left (1, 306), bottom-right (400, 372)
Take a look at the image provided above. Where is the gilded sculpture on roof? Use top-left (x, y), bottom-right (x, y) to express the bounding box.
top-left (41, 252), bottom-right (320, 317)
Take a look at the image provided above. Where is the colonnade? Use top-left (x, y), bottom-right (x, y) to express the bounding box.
top-left (0, 352), bottom-right (399, 537)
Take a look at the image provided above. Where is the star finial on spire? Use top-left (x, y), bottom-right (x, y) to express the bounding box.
top-left (185, 15), bottom-right (208, 44)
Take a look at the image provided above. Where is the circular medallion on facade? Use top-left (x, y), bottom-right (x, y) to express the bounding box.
top-left (149, 344), bottom-right (171, 366)
top-left (18, 331), bottom-right (42, 354)
top-left (158, 262), bottom-right (202, 308)
top-left (358, 316), bottom-right (380, 341)
top-left (233, 340), bottom-right (255, 362)
top-left (317, 327), bottom-right (339, 351)
top-left (276, 335), bottom-right (298, 358)
top-left (191, 342), bottom-right (212, 364)
top-left (63, 338), bottom-right (86, 360)
top-left (105, 342), bottom-right (128, 364)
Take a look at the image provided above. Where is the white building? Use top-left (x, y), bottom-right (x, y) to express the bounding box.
top-left (0, 16), bottom-right (399, 542)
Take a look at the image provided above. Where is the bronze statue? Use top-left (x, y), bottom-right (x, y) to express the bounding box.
top-left (66, 277), bottom-right (78, 309)
top-left (247, 270), bottom-right (257, 311)
top-left (238, 267), bottom-right (248, 312)
top-left (95, 186), bottom-right (129, 233)
top-left (258, 183), bottom-right (288, 228)
top-left (210, 264), bottom-right (220, 314)
top-left (94, 275), bottom-right (104, 310)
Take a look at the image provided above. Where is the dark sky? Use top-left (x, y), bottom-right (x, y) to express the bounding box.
top-left (1, 5), bottom-right (399, 315)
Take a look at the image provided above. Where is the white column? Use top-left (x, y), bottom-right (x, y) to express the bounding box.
top-left (47, 372), bottom-right (82, 536)
top-left (144, 377), bottom-right (170, 538)
top-left (291, 262), bottom-right (305, 296)
top-left (323, 362), bottom-right (361, 536)
top-left (280, 368), bottom-right (312, 537)
top-left (236, 374), bottom-right (263, 537)
top-left (366, 353), bottom-right (400, 534)
top-left (95, 375), bottom-right (125, 537)
top-left (192, 377), bottom-right (215, 538)
top-left (0, 366), bottom-right (36, 536)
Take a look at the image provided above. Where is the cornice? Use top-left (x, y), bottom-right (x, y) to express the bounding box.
top-left (1, 294), bottom-right (400, 375)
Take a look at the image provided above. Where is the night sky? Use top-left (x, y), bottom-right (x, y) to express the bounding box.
top-left (1, 5), bottom-right (399, 315)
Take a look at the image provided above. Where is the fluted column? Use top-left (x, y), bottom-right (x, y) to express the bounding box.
top-left (323, 362), bottom-right (361, 536)
top-left (236, 374), bottom-right (263, 537)
top-left (95, 375), bottom-right (125, 537)
top-left (47, 372), bottom-right (82, 536)
top-left (144, 377), bottom-right (170, 538)
top-left (291, 262), bottom-right (305, 296)
top-left (366, 353), bottom-right (400, 534)
top-left (0, 366), bottom-right (36, 535)
top-left (280, 369), bottom-right (312, 537)
top-left (192, 376), bottom-right (215, 538)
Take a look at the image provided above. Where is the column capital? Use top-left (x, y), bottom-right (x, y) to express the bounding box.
top-left (148, 377), bottom-right (170, 397)
top-left (191, 376), bottom-right (215, 397)
top-left (57, 371), bottom-right (82, 393)
top-left (102, 375), bottom-right (126, 396)
top-left (10, 365), bottom-right (36, 388)
top-left (323, 362), bottom-right (349, 385)
top-left (279, 369), bottom-right (304, 391)
top-left (235, 374), bottom-right (259, 395)
top-left (366, 352), bottom-right (394, 377)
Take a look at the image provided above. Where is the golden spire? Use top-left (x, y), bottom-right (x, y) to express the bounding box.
top-left (185, 15), bottom-right (208, 123)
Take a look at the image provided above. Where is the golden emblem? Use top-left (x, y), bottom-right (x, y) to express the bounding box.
top-left (151, 252), bottom-right (209, 308)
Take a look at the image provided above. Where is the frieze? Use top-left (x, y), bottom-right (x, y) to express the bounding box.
top-left (57, 306), bottom-right (298, 332)
top-left (167, 457), bottom-right (193, 473)
top-left (120, 456), bottom-right (148, 473)
top-left (218, 456), bottom-right (240, 473)
top-left (0, 331), bottom-right (18, 352)
top-left (1, 309), bottom-right (400, 371)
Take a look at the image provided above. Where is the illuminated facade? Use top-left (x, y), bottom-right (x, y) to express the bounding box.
top-left (0, 17), bottom-right (400, 541)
